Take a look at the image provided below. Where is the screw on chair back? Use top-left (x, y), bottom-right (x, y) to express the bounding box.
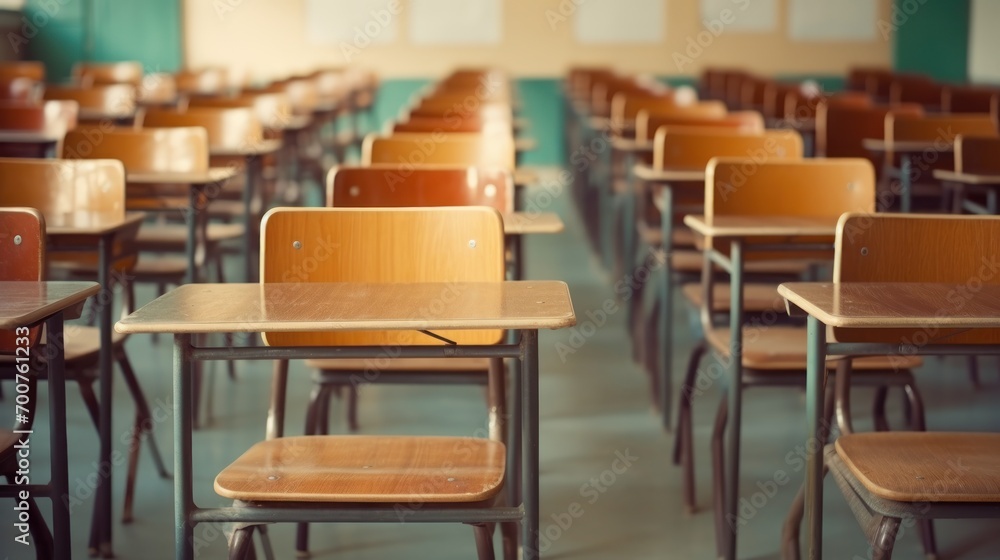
top-left (327, 165), bottom-right (512, 212)
top-left (705, 158), bottom-right (875, 263)
top-left (0, 207), bottom-right (45, 351)
top-left (833, 213), bottom-right (1000, 345)
top-left (260, 207), bottom-right (506, 347)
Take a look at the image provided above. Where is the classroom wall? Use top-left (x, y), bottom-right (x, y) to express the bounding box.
top-left (184, 0), bottom-right (894, 81)
top-left (969, 0), bottom-right (1000, 84)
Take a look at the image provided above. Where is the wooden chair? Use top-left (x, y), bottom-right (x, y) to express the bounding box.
top-left (0, 77), bottom-right (40, 102)
top-left (217, 207), bottom-right (508, 560)
top-left (136, 73), bottom-right (179, 107)
top-left (682, 159), bottom-right (930, 558)
top-left (0, 61), bottom-right (44, 82)
top-left (942, 86), bottom-right (999, 118)
top-left (881, 113), bottom-right (998, 210)
top-left (634, 110), bottom-right (764, 142)
top-left (818, 213), bottom-right (1000, 560)
top-left (0, 159), bottom-right (169, 524)
top-left (186, 92), bottom-right (295, 135)
top-left (363, 132), bottom-right (516, 169)
top-left (889, 75), bottom-right (943, 111)
top-left (393, 115), bottom-right (511, 135)
top-left (287, 165), bottom-right (516, 556)
top-left (73, 61), bottom-right (143, 87)
top-left (814, 101), bottom-right (923, 159)
top-left (0, 99), bottom-right (77, 157)
top-left (43, 84), bottom-right (136, 123)
top-left (174, 67), bottom-right (228, 96)
top-left (0, 207), bottom-right (54, 558)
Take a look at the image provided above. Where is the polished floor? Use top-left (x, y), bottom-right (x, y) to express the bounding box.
top-left (2, 169), bottom-right (1000, 559)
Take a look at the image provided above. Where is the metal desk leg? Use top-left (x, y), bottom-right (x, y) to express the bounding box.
top-left (900, 155), bottom-right (912, 213)
top-left (244, 156), bottom-right (262, 283)
top-left (45, 312), bottom-right (71, 560)
top-left (805, 316), bottom-right (827, 560)
top-left (94, 233), bottom-right (114, 557)
top-left (521, 330), bottom-right (540, 560)
top-left (174, 334), bottom-right (195, 560)
top-left (186, 188), bottom-right (199, 285)
top-left (659, 187), bottom-right (674, 430)
top-left (723, 241), bottom-right (745, 560)
top-left (513, 234), bottom-right (524, 281)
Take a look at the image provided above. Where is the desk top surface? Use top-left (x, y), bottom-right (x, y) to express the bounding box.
top-left (116, 281), bottom-right (576, 334)
top-left (862, 139), bottom-right (955, 153)
top-left (0, 282), bottom-right (100, 328)
top-left (779, 282), bottom-right (1000, 328)
top-left (933, 169), bottom-right (1000, 185)
top-left (633, 164), bottom-right (705, 183)
top-left (45, 211), bottom-right (144, 236)
top-left (683, 215), bottom-right (838, 238)
top-left (503, 212), bottom-right (564, 234)
top-left (210, 138), bottom-right (283, 157)
top-left (127, 167), bottom-right (239, 185)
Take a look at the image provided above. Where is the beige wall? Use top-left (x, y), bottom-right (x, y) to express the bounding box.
top-left (184, 0), bottom-right (893, 80)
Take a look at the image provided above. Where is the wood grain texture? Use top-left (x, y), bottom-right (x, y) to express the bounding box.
top-left (363, 133), bottom-right (516, 169)
top-left (214, 435), bottom-right (505, 503)
top-left (0, 281), bottom-right (100, 329)
top-left (327, 166), bottom-right (513, 213)
top-left (114, 282), bottom-right (575, 335)
top-left (261, 207), bottom-right (505, 346)
top-left (836, 433), bottom-right (1000, 502)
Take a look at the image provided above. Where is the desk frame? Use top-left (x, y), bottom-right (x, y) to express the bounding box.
top-left (169, 332), bottom-right (541, 560)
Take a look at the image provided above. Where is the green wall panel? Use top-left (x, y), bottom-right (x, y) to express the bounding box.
top-left (24, 0), bottom-right (180, 81)
top-left (893, 0), bottom-right (970, 82)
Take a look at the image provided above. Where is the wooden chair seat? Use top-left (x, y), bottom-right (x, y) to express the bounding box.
top-left (638, 222), bottom-right (695, 248)
top-left (306, 357), bottom-right (489, 372)
top-left (836, 432), bottom-right (1000, 502)
top-left (63, 327), bottom-right (128, 363)
top-left (214, 435), bottom-right (505, 503)
top-left (705, 326), bottom-right (923, 371)
top-left (680, 283), bottom-right (785, 313)
top-left (670, 250), bottom-right (812, 276)
top-left (136, 222), bottom-right (245, 248)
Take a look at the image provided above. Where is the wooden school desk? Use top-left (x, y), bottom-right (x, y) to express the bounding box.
top-left (1, 280), bottom-right (100, 560)
top-left (777, 281), bottom-right (1000, 560)
top-left (116, 281), bottom-right (576, 560)
top-left (862, 139), bottom-right (954, 213)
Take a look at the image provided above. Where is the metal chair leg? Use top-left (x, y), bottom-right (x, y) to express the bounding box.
top-left (967, 355), bottom-right (981, 388)
top-left (256, 525), bottom-right (276, 560)
top-left (229, 526), bottom-right (256, 560)
top-left (471, 523), bottom-right (497, 560)
top-left (5, 474), bottom-right (53, 559)
top-left (675, 340), bottom-right (706, 515)
top-left (872, 386), bottom-right (890, 431)
top-left (500, 521), bottom-right (519, 560)
top-left (710, 392), bottom-right (729, 558)
top-left (872, 516), bottom-right (901, 560)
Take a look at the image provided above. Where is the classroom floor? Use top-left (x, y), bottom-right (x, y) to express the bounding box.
top-left (2, 169), bottom-right (1000, 560)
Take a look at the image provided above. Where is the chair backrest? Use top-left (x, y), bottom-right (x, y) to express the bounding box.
top-left (0, 61), bottom-right (44, 82)
top-left (74, 61), bottom-right (143, 86)
top-left (62, 126), bottom-right (209, 174)
top-left (0, 100), bottom-right (77, 131)
top-left (0, 77), bottom-right (40, 102)
top-left (43, 84), bottom-right (136, 119)
top-left (636, 110), bottom-right (763, 142)
top-left (644, 101), bottom-right (727, 121)
top-left (954, 135), bottom-right (1000, 175)
top-left (740, 76), bottom-right (772, 111)
top-left (816, 102), bottom-right (923, 158)
top-left (137, 73), bottom-right (179, 106)
top-left (393, 116), bottom-right (509, 135)
top-left (0, 158), bottom-right (135, 272)
top-left (653, 129), bottom-right (803, 170)
top-left (327, 165), bottom-right (512, 212)
top-left (943, 86), bottom-right (999, 115)
top-left (175, 68), bottom-right (228, 96)
top-left (886, 113), bottom-right (998, 144)
top-left (260, 207), bottom-right (505, 347)
top-left (140, 107), bottom-right (264, 150)
top-left (258, 78), bottom-right (319, 115)
top-left (609, 92), bottom-right (691, 128)
top-left (362, 132), bottom-right (515, 169)
top-left (705, 158), bottom-right (874, 262)
top-left (187, 92), bottom-right (293, 131)
top-left (834, 213), bottom-right (1000, 344)
top-left (0, 207), bottom-right (45, 352)
top-left (409, 100), bottom-right (513, 123)
top-left (889, 76), bottom-right (942, 109)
